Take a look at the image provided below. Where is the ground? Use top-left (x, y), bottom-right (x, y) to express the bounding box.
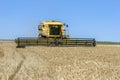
top-left (0, 41), bottom-right (120, 80)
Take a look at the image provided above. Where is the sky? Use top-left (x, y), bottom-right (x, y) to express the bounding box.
top-left (0, 0), bottom-right (120, 42)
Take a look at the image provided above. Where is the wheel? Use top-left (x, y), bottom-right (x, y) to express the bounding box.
top-left (17, 45), bottom-right (25, 48)
top-left (93, 41), bottom-right (96, 47)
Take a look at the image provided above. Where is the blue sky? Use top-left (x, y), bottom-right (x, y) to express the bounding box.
top-left (0, 0), bottom-right (120, 42)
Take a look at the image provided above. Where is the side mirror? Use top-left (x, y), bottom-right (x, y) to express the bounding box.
top-left (66, 25), bottom-right (68, 27)
top-left (63, 23), bottom-right (69, 27)
top-left (38, 25), bottom-right (40, 30)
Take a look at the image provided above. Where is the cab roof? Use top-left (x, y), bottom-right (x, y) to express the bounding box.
top-left (41, 20), bottom-right (63, 25)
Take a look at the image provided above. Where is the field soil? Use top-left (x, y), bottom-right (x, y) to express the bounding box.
top-left (0, 41), bottom-right (120, 80)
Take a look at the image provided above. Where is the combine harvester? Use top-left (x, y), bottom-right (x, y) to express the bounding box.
top-left (15, 20), bottom-right (96, 48)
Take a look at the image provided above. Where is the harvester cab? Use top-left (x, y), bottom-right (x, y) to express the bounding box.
top-left (15, 20), bottom-right (96, 48)
top-left (38, 20), bottom-right (69, 39)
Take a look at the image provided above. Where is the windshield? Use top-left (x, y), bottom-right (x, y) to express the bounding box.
top-left (49, 25), bottom-right (61, 35)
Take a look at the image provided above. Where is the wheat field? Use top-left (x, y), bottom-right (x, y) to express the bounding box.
top-left (0, 41), bottom-right (120, 80)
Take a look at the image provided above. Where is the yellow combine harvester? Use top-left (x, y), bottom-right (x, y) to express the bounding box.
top-left (15, 20), bottom-right (96, 48)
